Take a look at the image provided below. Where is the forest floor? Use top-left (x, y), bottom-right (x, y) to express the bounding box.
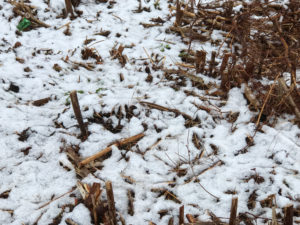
top-left (0, 0), bottom-right (299, 224)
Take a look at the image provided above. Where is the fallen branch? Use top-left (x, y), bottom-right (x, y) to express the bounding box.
top-left (140, 101), bottom-right (193, 121)
top-left (79, 133), bottom-right (145, 166)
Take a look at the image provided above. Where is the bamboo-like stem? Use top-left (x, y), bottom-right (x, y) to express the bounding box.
top-left (284, 204), bottom-right (293, 225)
top-left (179, 205), bottom-right (184, 225)
top-left (70, 90), bottom-right (87, 138)
top-left (229, 197), bottom-right (238, 225)
top-left (64, 0), bottom-right (74, 16)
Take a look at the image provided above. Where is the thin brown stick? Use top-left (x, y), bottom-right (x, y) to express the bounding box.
top-left (70, 90), bottom-right (87, 138)
top-left (186, 160), bottom-right (223, 183)
top-left (56, 21), bottom-right (71, 30)
top-left (38, 187), bottom-right (76, 209)
top-left (140, 101), bottom-right (193, 121)
top-left (256, 73), bottom-right (280, 127)
top-left (79, 133), bottom-right (145, 166)
top-left (229, 197), bottom-right (238, 225)
top-left (106, 181), bottom-right (117, 225)
top-left (143, 47), bottom-right (154, 65)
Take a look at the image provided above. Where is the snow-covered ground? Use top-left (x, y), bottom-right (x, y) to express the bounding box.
top-left (0, 0), bottom-right (299, 224)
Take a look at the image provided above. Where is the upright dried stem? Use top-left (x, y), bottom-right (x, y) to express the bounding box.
top-left (229, 197), bottom-right (238, 225)
top-left (284, 204), bottom-right (293, 225)
top-left (106, 181), bottom-right (117, 225)
top-left (70, 90), bottom-right (87, 138)
top-left (179, 205), bottom-right (184, 225)
top-left (65, 0), bottom-right (74, 16)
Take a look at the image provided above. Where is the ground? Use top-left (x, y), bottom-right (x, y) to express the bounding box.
top-left (0, 0), bottom-right (299, 224)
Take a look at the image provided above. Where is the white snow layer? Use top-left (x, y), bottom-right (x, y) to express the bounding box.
top-left (0, 0), bottom-right (299, 224)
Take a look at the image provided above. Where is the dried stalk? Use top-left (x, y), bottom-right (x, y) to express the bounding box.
top-left (65, 0), bottom-right (74, 16)
top-left (70, 91), bottom-right (87, 138)
top-left (38, 187), bottom-right (76, 209)
top-left (229, 197), bottom-right (238, 225)
top-left (256, 74), bottom-right (280, 127)
top-left (140, 101), bottom-right (193, 121)
top-left (284, 204), bottom-right (293, 225)
top-left (79, 133), bottom-right (145, 166)
top-left (106, 181), bottom-right (117, 225)
top-left (179, 205), bottom-right (185, 225)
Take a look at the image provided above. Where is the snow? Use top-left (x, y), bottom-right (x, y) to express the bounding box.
top-left (0, 0), bottom-right (299, 224)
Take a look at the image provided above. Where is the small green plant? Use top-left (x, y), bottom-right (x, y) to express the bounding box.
top-left (154, 0), bottom-right (161, 10)
top-left (96, 87), bottom-right (103, 93)
top-left (64, 90), bottom-right (84, 106)
top-left (178, 51), bottom-right (190, 59)
top-left (65, 97), bottom-right (70, 106)
top-left (160, 43), bottom-right (171, 52)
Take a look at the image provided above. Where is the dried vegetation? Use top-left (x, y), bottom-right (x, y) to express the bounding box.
top-left (170, 0), bottom-right (300, 127)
